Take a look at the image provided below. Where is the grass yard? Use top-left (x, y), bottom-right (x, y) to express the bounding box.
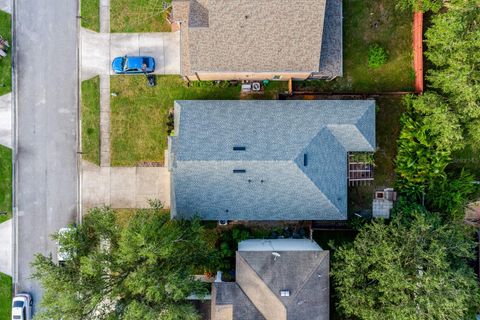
top-left (81, 0), bottom-right (100, 32)
top-left (0, 145), bottom-right (12, 223)
top-left (110, 0), bottom-right (171, 33)
top-left (0, 272), bottom-right (11, 319)
top-left (294, 0), bottom-right (414, 93)
top-left (0, 10), bottom-right (11, 96)
top-left (81, 76), bottom-right (101, 165)
top-left (348, 96), bottom-right (405, 213)
top-left (110, 76), bottom-right (240, 166)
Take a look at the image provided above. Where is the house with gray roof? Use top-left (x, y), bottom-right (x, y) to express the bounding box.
top-left (171, 0), bottom-right (343, 81)
top-left (212, 239), bottom-right (330, 320)
top-left (168, 100), bottom-right (375, 221)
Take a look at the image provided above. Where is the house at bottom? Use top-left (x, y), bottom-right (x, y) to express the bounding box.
top-left (168, 100), bottom-right (376, 221)
top-left (171, 0), bottom-right (342, 81)
top-left (212, 239), bottom-right (330, 320)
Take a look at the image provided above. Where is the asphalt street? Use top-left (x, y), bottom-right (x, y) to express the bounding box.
top-left (14, 0), bottom-right (79, 310)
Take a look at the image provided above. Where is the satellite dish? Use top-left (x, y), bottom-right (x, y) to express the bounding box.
top-left (272, 252), bottom-right (281, 260)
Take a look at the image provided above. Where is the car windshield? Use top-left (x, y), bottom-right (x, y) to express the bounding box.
top-left (13, 301), bottom-right (24, 308)
top-left (122, 57), bottom-right (128, 71)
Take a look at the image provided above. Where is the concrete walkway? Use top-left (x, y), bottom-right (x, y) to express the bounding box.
top-left (0, 219), bottom-right (12, 276)
top-left (82, 160), bottom-right (171, 212)
top-left (81, 29), bottom-right (181, 80)
top-left (0, 93), bottom-right (11, 148)
top-left (100, 0), bottom-right (110, 33)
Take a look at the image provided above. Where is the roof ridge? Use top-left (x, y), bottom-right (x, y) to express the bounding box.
top-left (291, 162), bottom-right (341, 217)
top-left (286, 251), bottom-right (329, 309)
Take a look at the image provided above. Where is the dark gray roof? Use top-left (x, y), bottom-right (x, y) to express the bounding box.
top-left (172, 0), bottom-right (342, 77)
top-left (213, 282), bottom-right (265, 320)
top-left (213, 240), bottom-right (330, 320)
top-left (169, 100), bottom-right (375, 220)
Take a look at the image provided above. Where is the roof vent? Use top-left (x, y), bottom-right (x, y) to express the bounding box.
top-left (233, 146), bottom-right (246, 151)
top-left (233, 169), bottom-right (246, 173)
top-left (303, 154), bottom-right (308, 166)
top-left (280, 290), bottom-right (290, 297)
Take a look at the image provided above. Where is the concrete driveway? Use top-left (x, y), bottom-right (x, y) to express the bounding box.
top-left (0, 219), bottom-right (12, 276)
top-left (81, 29), bottom-right (180, 80)
top-left (82, 161), bottom-right (170, 212)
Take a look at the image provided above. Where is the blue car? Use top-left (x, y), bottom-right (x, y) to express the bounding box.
top-left (112, 56), bottom-right (155, 74)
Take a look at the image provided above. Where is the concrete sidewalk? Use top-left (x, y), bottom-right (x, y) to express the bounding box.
top-left (81, 29), bottom-right (181, 80)
top-left (0, 219), bottom-right (12, 276)
top-left (0, 93), bottom-right (11, 148)
top-left (0, 0), bottom-right (11, 13)
top-left (82, 161), bottom-right (171, 212)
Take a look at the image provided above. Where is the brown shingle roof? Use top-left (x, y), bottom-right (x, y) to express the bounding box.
top-left (173, 0), bottom-right (327, 75)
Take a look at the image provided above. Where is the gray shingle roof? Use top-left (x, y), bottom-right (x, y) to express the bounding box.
top-left (169, 100), bottom-right (375, 220)
top-left (173, 0), bottom-right (341, 75)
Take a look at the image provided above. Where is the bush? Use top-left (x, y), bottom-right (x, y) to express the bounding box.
top-left (368, 44), bottom-right (388, 68)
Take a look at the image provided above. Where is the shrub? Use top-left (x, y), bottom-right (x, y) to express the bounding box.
top-left (368, 44), bottom-right (388, 68)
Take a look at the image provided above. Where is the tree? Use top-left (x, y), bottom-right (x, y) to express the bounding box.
top-left (425, 0), bottom-right (480, 144)
top-left (32, 206), bottom-right (217, 320)
top-left (332, 209), bottom-right (480, 320)
top-left (396, 0), bottom-right (444, 12)
top-left (395, 93), bottom-right (462, 198)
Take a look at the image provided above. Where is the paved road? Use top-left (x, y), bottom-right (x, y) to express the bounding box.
top-left (14, 0), bottom-right (79, 309)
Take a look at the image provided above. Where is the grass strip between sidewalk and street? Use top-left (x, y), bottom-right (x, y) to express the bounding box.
top-left (81, 0), bottom-right (100, 32)
top-left (0, 10), bottom-right (12, 96)
top-left (81, 76), bottom-right (101, 165)
top-left (0, 145), bottom-right (12, 224)
top-left (0, 272), bottom-right (12, 319)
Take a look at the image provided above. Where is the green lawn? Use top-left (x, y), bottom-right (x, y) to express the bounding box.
top-left (0, 10), bottom-right (12, 96)
top-left (294, 0), bottom-right (414, 93)
top-left (0, 272), bottom-right (11, 319)
top-left (110, 76), bottom-right (240, 166)
top-left (348, 96), bottom-right (405, 213)
top-left (110, 0), bottom-right (171, 32)
top-left (81, 0), bottom-right (100, 32)
top-left (0, 145), bottom-right (12, 224)
top-left (81, 76), bottom-right (101, 165)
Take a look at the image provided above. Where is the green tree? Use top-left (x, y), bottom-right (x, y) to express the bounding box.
top-left (396, 0), bottom-right (444, 12)
top-left (32, 207), bottom-right (216, 320)
top-left (396, 93), bottom-right (462, 198)
top-left (425, 0), bottom-right (480, 144)
top-left (332, 210), bottom-right (480, 320)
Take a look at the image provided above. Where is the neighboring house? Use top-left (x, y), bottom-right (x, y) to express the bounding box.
top-left (171, 0), bottom-right (343, 81)
top-left (211, 239), bottom-right (330, 320)
top-left (168, 100), bottom-right (376, 221)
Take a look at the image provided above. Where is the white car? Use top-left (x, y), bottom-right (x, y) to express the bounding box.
top-left (57, 227), bottom-right (75, 264)
top-left (11, 293), bottom-right (32, 320)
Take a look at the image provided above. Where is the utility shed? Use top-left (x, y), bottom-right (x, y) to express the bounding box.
top-left (168, 100), bottom-right (376, 221)
top-left (212, 239), bottom-right (330, 320)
